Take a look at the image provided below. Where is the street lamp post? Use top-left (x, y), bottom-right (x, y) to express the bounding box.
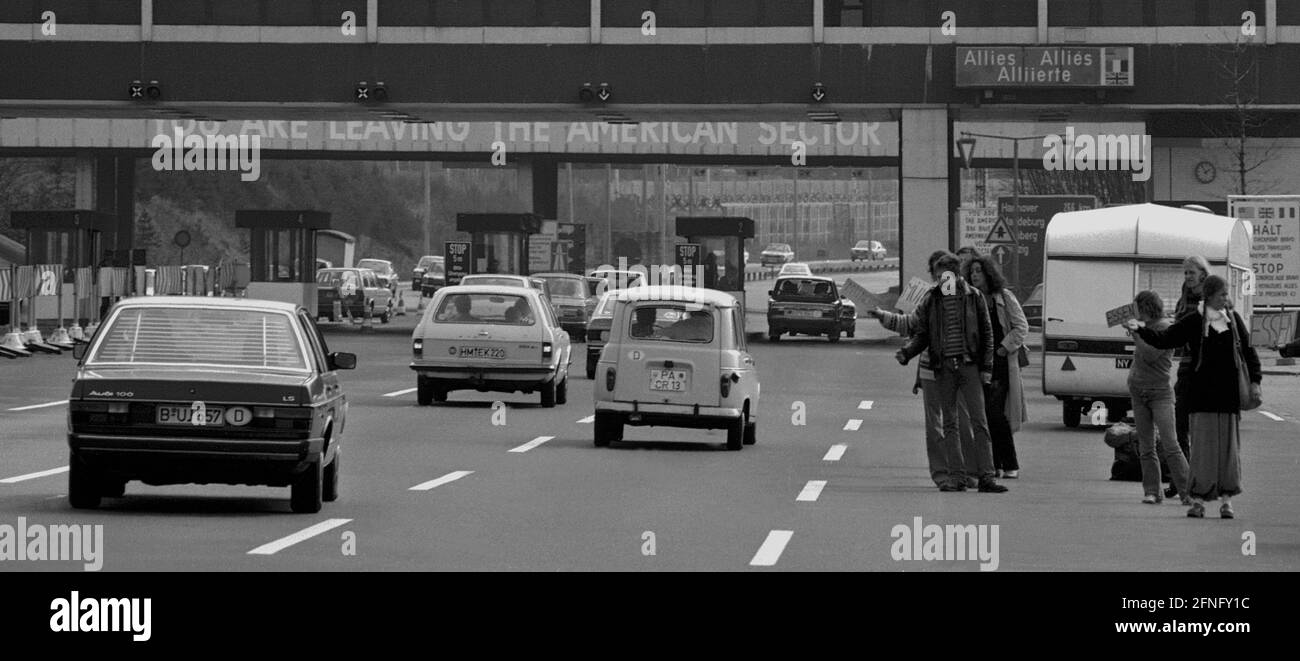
top-left (955, 131), bottom-right (1047, 294)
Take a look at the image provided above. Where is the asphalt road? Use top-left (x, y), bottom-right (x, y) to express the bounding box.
top-left (3, 290), bottom-right (1299, 572)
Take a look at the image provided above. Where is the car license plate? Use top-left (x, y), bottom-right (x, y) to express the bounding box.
top-left (458, 346), bottom-right (506, 359)
top-left (649, 369), bottom-right (689, 392)
top-left (790, 310), bottom-right (820, 318)
top-left (156, 405), bottom-right (225, 425)
top-left (1115, 357), bottom-right (1133, 369)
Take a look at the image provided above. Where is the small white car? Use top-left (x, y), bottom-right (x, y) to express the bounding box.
top-left (593, 287), bottom-right (759, 451)
top-left (850, 240), bottom-right (887, 261)
top-left (410, 285), bottom-right (572, 407)
top-left (777, 262), bottom-right (813, 277)
top-left (760, 243), bottom-right (795, 267)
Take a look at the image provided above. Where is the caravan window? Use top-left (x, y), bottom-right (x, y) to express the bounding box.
top-left (1136, 264), bottom-right (1184, 319)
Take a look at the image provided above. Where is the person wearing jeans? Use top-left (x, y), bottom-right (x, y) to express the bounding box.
top-left (896, 252), bottom-right (1007, 493)
top-left (1126, 291), bottom-right (1190, 505)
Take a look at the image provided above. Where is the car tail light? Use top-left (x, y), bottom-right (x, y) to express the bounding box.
top-left (413, 338), bottom-right (423, 357)
top-left (606, 366), bottom-right (616, 391)
top-left (542, 342), bottom-right (553, 360)
top-left (600, 331), bottom-right (609, 342)
top-left (720, 374), bottom-right (731, 398)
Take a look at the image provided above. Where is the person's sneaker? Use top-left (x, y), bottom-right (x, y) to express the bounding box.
top-left (978, 480), bottom-right (1008, 493)
top-left (1002, 470), bottom-right (1019, 479)
top-left (1164, 485), bottom-right (1179, 499)
top-left (1141, 494), bottom-right (1161, 504)
top-left (1187, 501), bottom-right (1206, 518)
top-left (1220, 503), bottom-right (1235, 519)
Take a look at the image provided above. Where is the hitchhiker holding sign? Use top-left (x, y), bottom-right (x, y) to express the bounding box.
top-left (1122, 291), bottom-right (1190, 506)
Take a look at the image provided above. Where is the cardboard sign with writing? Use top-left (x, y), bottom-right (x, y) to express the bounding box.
top-left (896, 277), bottom-right (933, 313)
top-left (1105, 303), bottom-right (1137, 328)
top-left (839, 278), bottom-right (886, 317)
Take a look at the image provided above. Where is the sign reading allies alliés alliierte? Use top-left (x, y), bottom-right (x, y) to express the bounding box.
top-left (955, 47), bottom-right (1134, 88)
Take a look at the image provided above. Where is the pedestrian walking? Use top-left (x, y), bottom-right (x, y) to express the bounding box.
top-left (1124, 291), bottom-right (1190, 505)
top-left (964, 255), bottom-right (1028, 478)
top-left (1128, 275), bottom-right (1261, 518)
top-left (896, 252), bottom-right (1007, 493)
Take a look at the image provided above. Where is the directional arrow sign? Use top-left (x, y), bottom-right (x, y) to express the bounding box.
top-left (984, 217), bottom-right (1018, 245)
top-left (991, 245), bottom-right (1010, 266)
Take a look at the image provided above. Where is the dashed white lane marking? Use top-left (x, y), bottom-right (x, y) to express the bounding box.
top-left (823, 445), bottom-right (847, 462)
top-left (0, 466), bottom-right (69, 484)
top-left (382, 387), bottom-right (417, 398)
top-left (796, 480), bottom-right (827, 502)
top-left (509, 436), bottom-right (555, 453)
top-left (858, 400), bottom-right (874, 410)
top-left (576, 415), bottom-right (594, 424)
top-left (749, 530), bottom-right (794, 567)
top-left (6, 400), bottom-right (68, 412)
top-left (248, 518), bottom-right (353, 556)
top-left (1260, 411), bottom-right (1284, 422)
top-left (843, 419), bottom-right (862, 431)
top-left (409, 470), bottom-right (475, 491)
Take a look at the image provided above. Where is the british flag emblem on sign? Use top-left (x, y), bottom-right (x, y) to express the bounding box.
top-left (1104, 47), bottom-right (1132, 86)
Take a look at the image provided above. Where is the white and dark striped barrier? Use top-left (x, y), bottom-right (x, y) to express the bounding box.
top-left (744, 259), bottom-right (899, 282)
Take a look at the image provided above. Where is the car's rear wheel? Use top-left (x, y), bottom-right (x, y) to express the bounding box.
top-left (417, 376), bottom-right (433, 406)
top-left (586, 356), bottom-right (596, 380)
top-left (556, 377), bottom-right (568, 405)
top-left (768, 332), bottom-right (781, 342)
top-left (433, 387), bottom-right (447, 403)
top-left (828, 329), bottom-right (841, 343)
top-left (594, 411), bottom-right (622, 447)
top-left (100, 477), bottom-right (126, 498)
top-left (68, 453), bottom-right (101, 509)
top-left (726, 415), bottom-right (745, 451)
top-left (323, 453), bottom-right (340, 502)
top-left (541, 379), bottom-right (557, 408)
top-left (1063, 400), bottom-right (1081, 428)
top-left (744, 411), bottom-right (757, 446)
top-left (291, 457), bottom-right (324, 514)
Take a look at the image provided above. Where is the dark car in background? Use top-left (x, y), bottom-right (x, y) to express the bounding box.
top-left (533, 272), bottom-right (596, 340)
top-left (412, 255), bottom-right (444, 293)
top-left (1022, 282), bottom-right (1044, 330)
top-left (584, 290), bottom-right (618, 379)
top-left (66, 297), bottom-right (355, 513)
top-left (357, 258), bottom-right (399, 293)
top-left (766, 275), bottom-right (851, 343)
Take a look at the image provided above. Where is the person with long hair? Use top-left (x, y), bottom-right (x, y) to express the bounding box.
top-left (1166, 255), bottom-right (1210, 499)
top-left (963, 255), bottom-right (1029, 478)
top-left (1128, 276), bottom-right (1261, 518)
top-left (1125, 291), bottom-right (1190, 505)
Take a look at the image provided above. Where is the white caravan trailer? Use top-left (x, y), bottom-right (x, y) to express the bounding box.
top-left (1041, 203), bottom-right (1253, 427)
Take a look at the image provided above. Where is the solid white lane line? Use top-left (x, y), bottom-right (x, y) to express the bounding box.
top-left (796, 480), bottom-right (827, 502)
top-left (509, 436), bottom-right (555, 453)
top-left (576, 415), bottom-right (595, 424)
top-left (858, 400), bottom-right (874, 410)
top-left (382, 387), bottom-right (418, 398)
top-left (409, 470), bottom-right (475, 491)
top-left (823, 444), bottom-right (847, 462)
top-left (248, 518), bottom-right (353, 556)
top-left (6, 400), bottom-right (68, 412)
top-left (749, 530), bottom-right (794, 567)
top-left (0, 466), bottom-right (69, 484)
top-left (1260, 411), bottom-right (1284, 421)
top-left (843, 419), bottom-right (862, 431)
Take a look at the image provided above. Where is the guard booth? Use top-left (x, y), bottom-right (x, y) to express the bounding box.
top-left (235, 210), bottom-right (330, 310)
top-left (675, 216), bottom-right (755, 309)
top-left (456, 213), bottom-right (542, 276)
top-left (10, 210), bottom-right (114, 329)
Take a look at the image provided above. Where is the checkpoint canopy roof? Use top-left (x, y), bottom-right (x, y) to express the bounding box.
top-left (10, 209), bottom-right (115, 231)
top-left (675, 217), bottom-right (756, 239)
top-left (1045, 203), bottom-right (1251, 267)
top-left (234, 210), bottom-right (332, 229)
top-left (455, 213), bottom-right (543, 234)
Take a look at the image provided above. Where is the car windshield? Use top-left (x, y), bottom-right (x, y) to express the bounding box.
top-left (417, 256), bottom-right (440, 269)
top-left (766, 244), bottom-right (790, 252)
top-left (433, 293), bottom-right (535, 326)
top-left (855, 241), bottom-right (872, 248)
top-left (428, 264), bottom-right (445, 275)
top-left (357, 260), bottom-right (392, 275)
top-left (627, 304), bottom-right (714, 343)
top-left (773, 278), bottom-right (837, 301)
top-left (542, 278), bottom-right (585, 298)
top-left (88, 307), bottom-right (307, 371)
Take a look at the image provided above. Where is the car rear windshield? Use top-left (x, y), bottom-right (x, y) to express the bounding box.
top-left (316, 270), bottom-right (359, 287)
top-left (543, 278), bottom-right (585, 298)
top-left (462, 276), bottom-right (525, 288)
top-left (766, 244), bottom-right (790, 251)
top-left (627, 304), bottom-right (714, 343)
top-left (357, 260), bottom-right (392, 274)
top-left (433, 293), bottom-right (536, 326)
top-left (88, 307), bottom-right (307, 371)
top-left (417, 256), bottom-right (441, 268)
top-left (773, 278), bottom-right (837, 301)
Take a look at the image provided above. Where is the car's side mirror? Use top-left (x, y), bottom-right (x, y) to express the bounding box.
top-left (72, 343), bottom-right (88, 360)
top-left (329, 352), bottom-right (357, 370)
top-left (768, 290), bottom-right (776, 297)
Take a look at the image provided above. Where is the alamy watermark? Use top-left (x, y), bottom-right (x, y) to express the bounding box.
top-left (0, 517), bottom-right (103, 571)
top-left (49, 591), bottom-right (151, 642)
top-left (151, 126), bottom-right (262, 182)
top-left (1042, 126), bottom-right (1151, 182)
top-left (890, 516), bottom-right (1000, 571)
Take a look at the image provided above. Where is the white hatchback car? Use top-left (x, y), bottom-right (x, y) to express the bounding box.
top-left (777, 262), bottom-right (813, 277)
top-left (410, 285), bottom-right (572, 407)
top-left (593, 287), bottom-right (759, 450)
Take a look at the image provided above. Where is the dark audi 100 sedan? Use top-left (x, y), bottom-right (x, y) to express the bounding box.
top-left (68, 297), bottom-right (355, 513)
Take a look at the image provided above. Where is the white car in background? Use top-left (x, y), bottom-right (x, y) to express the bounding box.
top-left (777, 262), bottom-right (813, 277)
top-left (410, 285), bottom-right (572, 407)
top-left (759, 243), bottom-right (795, 267)
top-left (357, 258), bottom-right (399, 293)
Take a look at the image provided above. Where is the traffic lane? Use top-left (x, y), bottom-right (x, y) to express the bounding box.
top-left (0, 355), bottom-right (77, 411)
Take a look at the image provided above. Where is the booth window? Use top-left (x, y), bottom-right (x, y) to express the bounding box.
top-left (1135, 263), bottom-right (1184, 318)
top-left (254, 228), bottom-right (306, 282)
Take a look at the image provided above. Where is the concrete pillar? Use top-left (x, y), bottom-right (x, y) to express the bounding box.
top-left (899, 107), bottom-right (951, 287)
top-left (93, 156), bottom-right (135, 260)
top-left (74, 153), bottom-right (95, 209)
top-left (530, 158), bottom-right (559, 220)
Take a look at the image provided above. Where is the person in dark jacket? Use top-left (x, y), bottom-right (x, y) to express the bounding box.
top-left (896, 253), bottom-right (1007, 493)
top-left (1128, 275), bottom-right (1261, 519)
